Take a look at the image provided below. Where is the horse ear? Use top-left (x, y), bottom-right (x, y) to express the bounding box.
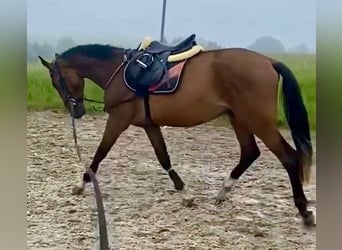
top-left (38, 56), bottom-right (51, 69)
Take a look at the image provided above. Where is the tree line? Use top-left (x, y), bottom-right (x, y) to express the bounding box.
top-left (27, 37), bottom-right (77, 63)
top-left (27, 36), bottom-right (313, 63)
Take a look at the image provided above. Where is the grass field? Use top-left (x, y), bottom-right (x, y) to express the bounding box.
top-left (27, 64), bottom-right (104, 112)
top-left (27, 53), bottom-right (316, 129)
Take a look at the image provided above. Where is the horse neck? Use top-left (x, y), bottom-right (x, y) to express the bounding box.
top-left (77, 55), bottom-right (124, 90)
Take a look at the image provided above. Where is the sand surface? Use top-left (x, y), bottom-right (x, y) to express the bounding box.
top-left (27, 111), bottom-right (316, 250)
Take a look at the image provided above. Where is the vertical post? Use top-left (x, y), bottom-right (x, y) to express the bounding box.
top-left (160, 0), bottom-right (167, 43)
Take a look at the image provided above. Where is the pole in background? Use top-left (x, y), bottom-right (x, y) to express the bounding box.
top-left (160, 0), bottom-right (167, 43)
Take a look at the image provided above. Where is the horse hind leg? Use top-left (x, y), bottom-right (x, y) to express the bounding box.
top-left (256, 127), bottom-right (315, 227)
top-left (215, 115), bottom-right (260, 204)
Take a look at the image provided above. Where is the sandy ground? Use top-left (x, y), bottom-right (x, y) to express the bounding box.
top-left (27, 111), bottom-right (316, 250)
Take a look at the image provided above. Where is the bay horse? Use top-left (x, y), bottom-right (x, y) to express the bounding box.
top-left (38, 35), bottom-right (315, 227)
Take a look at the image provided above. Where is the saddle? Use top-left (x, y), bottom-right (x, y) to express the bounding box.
top-left (123, 34), bottom-right (204, 97)
top-left (143, 34), bottom-right (197, 55)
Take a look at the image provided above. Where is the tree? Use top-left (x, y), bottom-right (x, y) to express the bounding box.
top-left (55, 37), bottom-right (76, 53)
top-left (27, 42), bottom-right (37, 62)
top-left (205, 40), bottom-right (222, 50)
top-left (170, 37), bottom-right (183, 45)
top-left (288, 43), bottom-right (310, 54)
top-left (31, 42), bottom-right (54, 61)
top-left (247, 36), bottom-right (286, 54)
top-left (170, 37), bottom-right (222, 50)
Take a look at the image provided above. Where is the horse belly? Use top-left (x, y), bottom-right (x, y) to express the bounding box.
top-left (149, 95), bottom-right (225, 127)
top-left (133, 53), bottom-right (227, 127)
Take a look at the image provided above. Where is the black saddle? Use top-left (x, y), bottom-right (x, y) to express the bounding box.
top-left (145, 34), bottom-right (197, 55)
top-left (123, 34), bottom-right (198, 97)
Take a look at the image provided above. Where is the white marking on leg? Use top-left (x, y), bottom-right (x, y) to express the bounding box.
top-left (312, 207), bottom-right (316, 225)
top-left (215, 176), bottom-right (237, 202)
top-left (223, 176), bottom-right (237, 191)
top-left (308, 204), bottom-right (316, 226)
top-left (80, 180), bottom-right (86, 190)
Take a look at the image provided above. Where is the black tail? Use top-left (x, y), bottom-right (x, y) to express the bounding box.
top-left (272, 61), bottom-right (313, 184)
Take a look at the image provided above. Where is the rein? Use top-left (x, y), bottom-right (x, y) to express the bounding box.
top-left (53, 52), bottom-right (137, 249)
top-left (83, 97), bottom-right (105, 104)
top-left (83, 97), bottom-right (105, 112)
top-left (82, 53), bottom-right (129, 110)
top-left (69, 104), bottom-right (109, 250)
top-left (63, 52), bottom-right (136, 250)
top-left (104, 62), bottom-right (125, 91)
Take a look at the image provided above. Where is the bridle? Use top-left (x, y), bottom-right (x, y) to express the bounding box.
top-left (51, 62), bottom-right (109, 250)
top-left (52, 62), bottom-right (105, 109)
top-left (51, 63), bottom-right (81, 106)
top-left (104, 49), bottom-right (131, 91)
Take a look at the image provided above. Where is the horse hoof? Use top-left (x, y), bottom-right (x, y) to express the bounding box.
top-left (180, 189), bottom-right (195, 207)
top-left (182, 196), bottom-right (195, 207)
top-left (214, 197), bottom-right (225, 205)
top-left (303, 211), bottom-right (316, 228)
top-left (71, 185), bottom-right (84, 195)
top-left (214, 189), bottom-right (227, 205)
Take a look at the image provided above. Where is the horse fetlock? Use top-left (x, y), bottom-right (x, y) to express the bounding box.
top-left (174, 181), bottom-right (184, 191)
top-left (83, 172), bottom-right (92, 183)
top-left (168, 169), bottom-right (184, 190)
top-left (223, 176), bottom-right (237, 190)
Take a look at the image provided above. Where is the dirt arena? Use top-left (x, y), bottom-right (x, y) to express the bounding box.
top-left (27, 111), bottom-right (316, 250)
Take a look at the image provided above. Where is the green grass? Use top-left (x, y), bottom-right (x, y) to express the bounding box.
top-left (272, 53), bottom-right (316, 129)
top-left (27, 64), bottom-right (104, 112)
top-left (27, 53), bottom-right (316, 129)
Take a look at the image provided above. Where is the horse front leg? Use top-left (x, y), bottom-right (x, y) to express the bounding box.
top-left (143, 125), bottom-right (184, 190)
top-left (143, 125), bottom-right (194, 207)
top-left (72, 108), bottom-right (132, 195)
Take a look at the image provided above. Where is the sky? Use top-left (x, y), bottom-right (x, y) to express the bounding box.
top-left (27, 0), bottom-right (316, 50)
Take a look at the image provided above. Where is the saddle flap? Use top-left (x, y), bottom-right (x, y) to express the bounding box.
top-left (124, 51), bottom-right (166, 92)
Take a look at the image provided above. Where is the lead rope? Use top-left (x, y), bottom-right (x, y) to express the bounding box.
top-left (69, 104), bottom-right (109, 250)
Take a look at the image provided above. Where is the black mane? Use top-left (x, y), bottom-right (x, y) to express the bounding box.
top-left (60, 44), bottom-right (124, 60)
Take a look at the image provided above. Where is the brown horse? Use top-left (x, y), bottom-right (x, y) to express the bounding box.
top-left (38, 36), bottom-right (315, 227)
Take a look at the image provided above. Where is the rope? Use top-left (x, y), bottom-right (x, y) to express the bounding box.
top-left (69, 104), bottom-right (109, 250)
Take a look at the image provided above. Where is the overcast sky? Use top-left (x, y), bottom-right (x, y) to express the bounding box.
top-left (27, 0), bottom-right (316, 50)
